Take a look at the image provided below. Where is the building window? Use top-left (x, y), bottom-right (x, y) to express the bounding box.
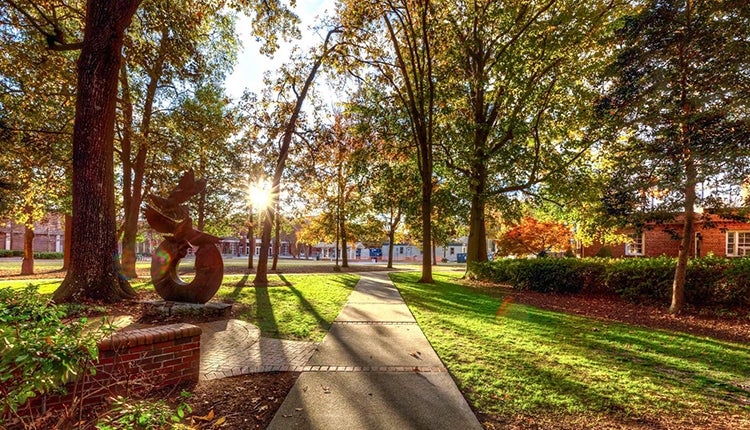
top-left (726, 231), bottom-right (750, 256)
top-left (625, 232), bottom-right (644, 256)
top-left (399, 247), bottom-right (404, 254)
top-left (450, 247), bottom-right (455, 255)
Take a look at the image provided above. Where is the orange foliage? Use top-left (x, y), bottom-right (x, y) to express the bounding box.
top-left (495, 217), bottom-right (573, 257)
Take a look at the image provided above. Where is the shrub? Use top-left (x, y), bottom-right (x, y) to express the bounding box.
top-left (0, 286), bottom-right (106, 426)
top-left (470, 255), bottom-right (750, 308)
top-left (33, 252), bottom-right (64, 259)
top-left (96, 392), bottom-right (192, 430)
top-left (606, 257), bottom-right (675, 303)
top-left (0, 251), bottom-right (63, 259)
top-left (470, 258), bottom-right (607, 294)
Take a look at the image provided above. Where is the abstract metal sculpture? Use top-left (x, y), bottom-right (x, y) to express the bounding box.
top-left (144, 170), bottom-right (223, 303)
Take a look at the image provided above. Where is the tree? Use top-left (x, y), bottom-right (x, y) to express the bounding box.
top-left (435, 0), bottom-right (618, 267)
top-left (0, 1), bottom-right (78, 274)
top-left (597, 0), bottom-right (750, 313)
top-left (371, 158), bottom-right (419, 268)
top-left (300, 112), bottom-right (372, 268)
top-left (253, 27), bottom-right (341, 287)
top-left (116, 0), bottom-right (241, 278)
top-left (163, 82), bottom-right (243, 237)
top-left (495, 217), bottom-right (572, 257)
top-left (338, 0), bottom-right (439, 283)
top-left (53, 0), bottom-right (142, 302)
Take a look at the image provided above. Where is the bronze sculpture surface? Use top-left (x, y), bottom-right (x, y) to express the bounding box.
top-left (144, 170), bottom-right (223, 303)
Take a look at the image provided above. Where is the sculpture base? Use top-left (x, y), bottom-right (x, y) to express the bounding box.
top-left (143, 301), bottom-right (232, 318)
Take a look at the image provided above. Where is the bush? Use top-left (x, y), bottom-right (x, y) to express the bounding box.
top-left (0, 286), bottom-right (107, 426)
top-left (606, 257), bottom-right (674, 303)
top-left (33, 252), bottom-right (64, 259)
top-left (0, 251), bottom-right (63, 259)
top-left (470, 256), bottom-right (750, 308)
top-left (96, 393), bottom-right (192, 430)
top-left (470, 258), bottom-right (607, 294)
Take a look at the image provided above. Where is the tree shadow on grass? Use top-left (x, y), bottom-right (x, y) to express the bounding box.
top-left (280, 274), bottom-right (331, 334)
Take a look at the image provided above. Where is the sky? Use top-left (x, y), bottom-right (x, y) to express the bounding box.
top-left (224, 0), bottom-right (335, 100)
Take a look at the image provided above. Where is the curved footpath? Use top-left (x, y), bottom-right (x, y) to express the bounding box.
top-left (267, 271), bottom-right (482, 430)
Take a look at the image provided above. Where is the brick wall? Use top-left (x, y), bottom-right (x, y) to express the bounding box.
top-left (24, 323), bottom-right (201, 417)
top-left (582, 220), bottom-right (750, 258)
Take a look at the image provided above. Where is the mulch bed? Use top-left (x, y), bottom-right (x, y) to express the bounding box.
top-left (507, 288), bottom-right (750, 344)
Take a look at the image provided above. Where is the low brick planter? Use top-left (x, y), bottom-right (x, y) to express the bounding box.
top-left (26, 323), bottom-right (202, 417)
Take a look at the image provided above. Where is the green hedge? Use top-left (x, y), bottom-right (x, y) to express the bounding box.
top-left (469, 256), bottom-right (750, 308)
top-left (0, 250), bottom-right (63, 259)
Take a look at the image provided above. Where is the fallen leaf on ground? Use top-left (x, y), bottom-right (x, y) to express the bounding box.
top-left (192, 409), bottom-right (215, 422)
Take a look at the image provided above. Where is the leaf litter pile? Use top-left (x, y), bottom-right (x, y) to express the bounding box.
top-left (159, 372), bottom-right (298, 429)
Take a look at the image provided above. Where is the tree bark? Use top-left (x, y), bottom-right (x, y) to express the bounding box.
top-left (418, 176), bottom-right (433, 283)
top-left (21, 224), bottom-right (34, 275)
top-left (247, 207), bottom-right (254, 269)
top-left (466, 164), bottom-right (488, 265)
top-left (54, 0), bottom-right (141, 303)
top-left (255, 209), bottom-right (272, 285)
top-left (340, 209), bottom-right (349, 268)
top-left (671, 156), bottom-right (697, 314)
top-left (432, 238), bottom-right (436, 266)
top-left (272, 202), bottom-right (280, 270)
top-left (387, 227), bottom-right (395, 269)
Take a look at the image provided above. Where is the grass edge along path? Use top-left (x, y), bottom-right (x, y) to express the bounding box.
top-left (0, 273), bottom-right (360, 343)
top-left (216, 273), bottom-right (359, 342)
top-left (390, 271), bottom-right (750, 429)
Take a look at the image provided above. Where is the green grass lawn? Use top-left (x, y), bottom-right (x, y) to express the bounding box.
top-left (215, 273), bottom-right (359, 341)
top-left (391, 271), bottom-right (750, 428)
top-left (0, 258), bottom-right (66, 272)
top-left (0, 273), bottom-right (358, 343)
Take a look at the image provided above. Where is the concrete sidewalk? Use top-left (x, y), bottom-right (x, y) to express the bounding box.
top-left (268, 272), bottom-right (482, 430)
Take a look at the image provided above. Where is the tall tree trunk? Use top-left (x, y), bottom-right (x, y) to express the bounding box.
top-left (418, 176), bottom-right (433, 283)
top-left (272, 202), bottom-right (280, 270)
top-left (432, 238), bottom-right (436, 265)
top-left (120, 216), bottom-right (138, 279)
top-left (671, 156), bottom-right (697, 314)
top-left (466, 165), bottom-right (488, 265)
top-left (119, 27), bottom-right (168, 278)
top-left (247, 207), bottom-right (254, 269)
top-left (340, 214), bottom-right (349, 268)
top-left (386, 209), bottom-right (401, 269)
top-left (54, 0), bottom-right (141, 303)
top-left (334, 209), bottom-right (340, 267)
top-left (256, 209), bottom-right (272, 284)
top-left (671, 7), bottom-right (694, 315)
top-left (254, 28), bottom-right (338, 287)
top-left (387, 226), bottom-right (395, 269)
top-left (21, 224), bottom-right (34, 275)
top-left (63, 214), bottom-right (72, 270)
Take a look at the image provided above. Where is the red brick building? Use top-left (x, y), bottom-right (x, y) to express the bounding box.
top-left (0, 215), bottom-right (66, 253)
top-left (581, 215), bottom-right (750, 258)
